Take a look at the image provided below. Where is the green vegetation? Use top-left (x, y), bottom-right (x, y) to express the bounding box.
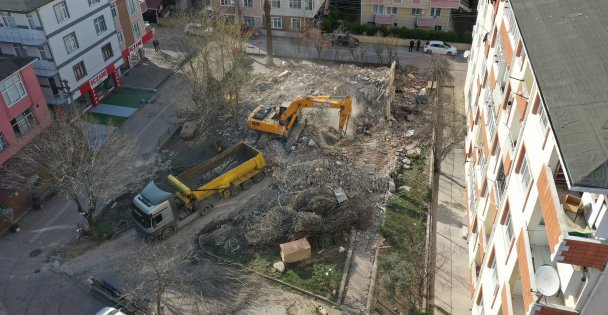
top-left (204, 240), bottom-right (347, 300)
top-left (377, 153), bottom-right (430, 312)
top-left (88, 113), bottom-right (129, 127)
top-left (102, 87), bottom-right (155, 108)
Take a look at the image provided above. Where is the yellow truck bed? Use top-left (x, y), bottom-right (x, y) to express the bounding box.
top-left (168, 142), bottom-right (265, 206)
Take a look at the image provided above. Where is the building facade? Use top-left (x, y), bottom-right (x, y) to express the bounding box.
top-left (360, 0), bottom-right (460, 31)
top-left (464, 1), bottom-right (608, 315)
top-left (0, 56), bottom-right (52, 165)
top-left (210, 0), bottom-right (324, 36)
top-left (110, 0), bottom-right (153, 72)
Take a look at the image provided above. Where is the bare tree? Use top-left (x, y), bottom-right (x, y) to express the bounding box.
top-left (263, 0), bottom-right (274, 65)
top-left (288, 30), bottom-right (304, 58)
top-left (0, 118), bottom-right (150, 235)
top-left (373, 44), bottom-right (387, 65)
top-left (303, 20), bottom-right (330, 59)
top-left (425, 55), bottom-right (466, 311)
top-left (386, 37), bottom-right (399, 66)
top-left (349, 45), bottom-right (368, 63)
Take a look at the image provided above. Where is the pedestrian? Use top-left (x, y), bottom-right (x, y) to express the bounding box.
top-left (153, 39), bottom-right (160, 52)
top-left (416, 39), bottom-right (421, 51)
top-left (409, 40), bottom-right (415, 52)
top-left (426, 40), bottom-right (430, 46)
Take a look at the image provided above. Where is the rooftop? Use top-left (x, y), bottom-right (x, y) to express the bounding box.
top-left (511, 0), bottom-right (608, 190)
top-left (0, 56), bottom-right (36, 82)
top-left (1, 0), bottom-right (53, 12)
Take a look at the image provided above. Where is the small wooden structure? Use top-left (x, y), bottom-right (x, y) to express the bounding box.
top-left (280, 238), bottom-right (311, 263)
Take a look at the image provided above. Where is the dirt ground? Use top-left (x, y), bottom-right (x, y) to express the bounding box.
top-left (51, 54), bottom-right (433, 314)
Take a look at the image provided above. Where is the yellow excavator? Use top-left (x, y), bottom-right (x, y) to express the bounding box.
top-left (247, 95), bottom-right (353, 138)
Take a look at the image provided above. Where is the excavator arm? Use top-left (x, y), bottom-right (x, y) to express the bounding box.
top-left (279, 96), bottom-right (353, 137)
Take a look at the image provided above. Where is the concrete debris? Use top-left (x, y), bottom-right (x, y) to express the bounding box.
top-left (405, 129), bottom-right (415, 137)
top-left (402, 158), bottom-right (412, 165)
top-left (180, 122), bottom-right (196, 141)
top-left (406, 147), bottom-right (422, 157)
top-left (308, 139), bottom-right (316, 147)
top-left (407, 73), bottom-right (415, 79)
top-left (316, 305), bottom-right (328, 315)
top-left (278, 70), bottom-right (290, 78)
top-left (336, 161), bottom-right (342, 166)
top-left (388, 180), bottom-right (396, 193)
top-left (273, 261), bottom-right (286, 273)
top-left (339, 246), bottom-right (346, 253)
top-left (399, 185), bottom-right (411, 192)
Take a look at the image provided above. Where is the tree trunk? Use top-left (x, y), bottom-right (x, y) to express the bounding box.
top-left (263, 0), bottom-right (273, 65)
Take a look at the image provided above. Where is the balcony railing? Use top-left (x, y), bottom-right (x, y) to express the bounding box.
top-left (0, 28), bottom-right (46, 46)
top-left (33, 59), bottom-right (58, 77)
top-left (42, 88), bottom-right (68, 105)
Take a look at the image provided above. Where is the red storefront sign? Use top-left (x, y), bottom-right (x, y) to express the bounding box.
top-left (79, 64), bottom-right (119, 107)
top-left (89, 68), bottom-right (108, 89)
top-left (121, 30), bottom-right (154, 58)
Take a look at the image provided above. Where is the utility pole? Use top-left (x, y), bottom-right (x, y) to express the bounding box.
top-left (263, 0), bottom-right (273, 66)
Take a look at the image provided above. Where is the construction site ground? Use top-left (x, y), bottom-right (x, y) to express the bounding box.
top-left (43, 43), bottom-right (460, 314)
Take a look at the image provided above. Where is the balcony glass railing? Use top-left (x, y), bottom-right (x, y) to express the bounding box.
top-left (0, 27), bottom-right (46, 46)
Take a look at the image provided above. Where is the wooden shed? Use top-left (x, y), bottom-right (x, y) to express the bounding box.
top-left (280, 238), bottom-right (311, 263)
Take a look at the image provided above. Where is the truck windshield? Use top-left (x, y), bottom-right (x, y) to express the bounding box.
top-left (132, 205), bottom-right (151, 228)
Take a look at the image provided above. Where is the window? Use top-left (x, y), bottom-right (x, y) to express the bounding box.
top-left (127, 0), bottom-right (138, 15)
top-left (490, 258), bottom-right (499, 295)
top-left (88, 0), bottom-right (101, 5)
top-left (305, 0), bottom-right (313, 10)
top-left (101, 43), bottom-right (113, 61)
top-left (132, 22), bottom-right (142, 40)
top-left (1, 73), bottom-right (27, 107)
top-left (243, 0), bottom-right (253, 7)
top-left (1, 12), bottom-right (17, 28)
top-left (411, 8), bottom-right (422, 16)
top-left (38, 47), bottom-right (49, 60)
top-left (487, 103), bottom-right (496, 138)
top-left (430, 7), bottom-right (441, 17)
top-left (12, 44), bottom-right (27, 57)
top-left (503, 211), bottom-right (514, 245)
top-left (386, 7), bottom-right (397, 15)
top-left (53, 2), bottom-right (70, 23)
top-left (243, 16), bottom-right (255, 27)
top-left (26, 13), bottom-right (36, 29)
top-left (289, 0), bottom-right (301, 9)
top-left (434, 25), bottom-right (443, 31)
top-left (271, 0), bottom-right (280, 8)
top-left (538, 104), bottom-right (549, 133)
top-left (152, 214), bottom-right (163, 226)
top-left (0, 133), bottom-right (7, 153)
top-left (117, 31), bottom-right (124, 45)
top-left (110, 2), bottom-right (118, 17)
top-left (519, 155), bottom-right (531, 190)
top-left (271, 17), bottom-right (282, 29)
top-left (73, 61), bottom-right (87, 80)
top-left (372, 4), bottom-right (384, 14)
top-left (63, 32), bottom-right (79, 54)
top-left (94, 16), bottom-right (107, 34)
top-left (505, 7), bottom-right (516, 37)
top-left (221, 0), bottom-right (235, 6)
top-left (495, 162), bottom-right (506, 203)
top-left (10, 108), bottom-right (37, 138)
top-left (291, 18), bottom-right (301, 30)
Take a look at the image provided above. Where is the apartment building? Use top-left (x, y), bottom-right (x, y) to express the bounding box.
top-left (210, 0), bottom-right (324, 36)
top-left (464, 1), bottom-right (608, 315)
top-left (0, 0), bottom-right (123, 112)
top-left (360, 0), bottom-right (460, 31)
top-left (0, 56), bottom-right (52, 165)
top-left (111, 0), bottom-right (154, 71)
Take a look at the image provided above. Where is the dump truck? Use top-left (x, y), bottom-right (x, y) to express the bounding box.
top-left (132, 142), bottom-right (266, 240)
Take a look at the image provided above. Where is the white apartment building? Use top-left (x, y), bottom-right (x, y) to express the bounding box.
top-left (464, 1), bottom-right (608, 315)
top-left (0, 0), bottom-right (123, 112)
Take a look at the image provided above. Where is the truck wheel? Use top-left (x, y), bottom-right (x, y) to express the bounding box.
top-left (200, 204), bottom-right (212, 216)
top-left (230, 183), bottom-right (241, 196)
top-left (253, 172), bottom-right (265, 183)
top-left (241, 179), bottom-right (253, 190)
top-left (161, 227), bottom-right (175, 240)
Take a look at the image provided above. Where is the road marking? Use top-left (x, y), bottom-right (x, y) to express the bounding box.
top-left (29, 199), bottom-right (74, 244)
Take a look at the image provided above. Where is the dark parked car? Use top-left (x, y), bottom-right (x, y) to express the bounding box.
top-left (331, 33), bottom-right (360, 48)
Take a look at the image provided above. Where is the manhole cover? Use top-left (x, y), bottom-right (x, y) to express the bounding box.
top-left (29, 249), bottom-right (42, 257)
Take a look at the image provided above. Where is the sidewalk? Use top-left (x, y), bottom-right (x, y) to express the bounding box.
top-left (433, 61), bottom-right (470, 315)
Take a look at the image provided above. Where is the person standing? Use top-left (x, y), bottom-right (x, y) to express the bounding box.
top-left (153, 39), bottom-right (160, 52)
top-left (416, 39), bottom-right (421, 51)
top-left (409, 40), bottom-right (415, 52)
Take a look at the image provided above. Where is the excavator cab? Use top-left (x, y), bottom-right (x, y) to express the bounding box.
top-left (278, 102), bottom-right (291, 125)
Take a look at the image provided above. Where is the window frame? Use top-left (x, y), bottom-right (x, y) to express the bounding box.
top-left (243, 16), bottom-right (255, 27)
top-left (270, 0), bottom-right (280, 8)
top-left (101, 43), bottom-right (113, 61)
top-left (519, 155), bottom-right (531, 190)
top-left (289, 0), bottom-right (301, 9)
top-left (271, 17), bottom-right (282, 29)
top-left (0, 73), bottom-right (27, 107)
top-left (305, 0), bottom-right (313, 10)
top-left (434, 25), bottom-right (443, 31)
top-left (53, 1), bottom-right (70, 23)
top-left (430, 7), bottom-right (441, 17)
top-left (94, 15), bottom-right (107, 35)
top-left (10, 107), bottom-right (37, 138)
top-left (73, 61), bottom-right (87, 80)
top-left (411, 8), bottom-right (422, 16)
top-left (221, 0), bottom-right (236, 6)
top-left (538, 104), bottom-right (549, 134)
top-left (243, 0), bottom-right (253, 7)
top-left (0, 133), bottom-right (7, 153)
top-left (291, 18), bottom-right (301, 30)
top-left (127, 0), bottom-right (138, 15)
top-left (132, 22), bottom-right (142, 40)
top-left (372, 4), bottom-right (384, 14)
top-left (88, 0), bottom-right (101, 6)
top-left (386, 7), bottom-right (397, 15)
top-left (110, 2), bottom-right (118, 18)
top-left (63, 32), bottom-right (79, 54)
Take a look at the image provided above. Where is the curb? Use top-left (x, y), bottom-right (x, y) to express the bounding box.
top-left (337, 227), bottom-right (357, 305)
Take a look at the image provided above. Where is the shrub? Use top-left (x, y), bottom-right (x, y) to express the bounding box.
top-left (378, 25), bottom-right (390, 37)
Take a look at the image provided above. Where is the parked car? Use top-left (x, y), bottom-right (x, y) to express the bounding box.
top-left (95, 307), bottom-right (126, 315)
top-left (184, 23), bottom-right (214, 36)
top-left (423, 40), bottom-right (458, 56)
top-left (241, 25), bottom-right (263, 39)
top-left (331, 33), bottom-right (360, 48)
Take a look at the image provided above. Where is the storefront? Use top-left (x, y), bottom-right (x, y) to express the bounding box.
top-left (121, 30), bottom-right (154, 70)
top-left (78, 64), bottom-right (121, 107)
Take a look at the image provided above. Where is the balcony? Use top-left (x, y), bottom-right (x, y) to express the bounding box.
top-left (416, 17), bottom-right (436, 28)
top-left (33, 59), bottom-right (58, 77)
top-left (42, 88), bottom-right (68, 106)
top-left (374, 14), bottom-right (395, 26)
top-left (0, 28), bottom-right (46, 46)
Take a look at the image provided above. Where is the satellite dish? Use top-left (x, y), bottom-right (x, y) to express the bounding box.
top-left (463, 50), bottom-right (470, 58)
top-left (535, 265), bottom-right (560, 296)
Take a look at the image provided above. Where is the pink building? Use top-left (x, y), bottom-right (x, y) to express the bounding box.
top-left (0, 56), bottom-right (52, 166)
